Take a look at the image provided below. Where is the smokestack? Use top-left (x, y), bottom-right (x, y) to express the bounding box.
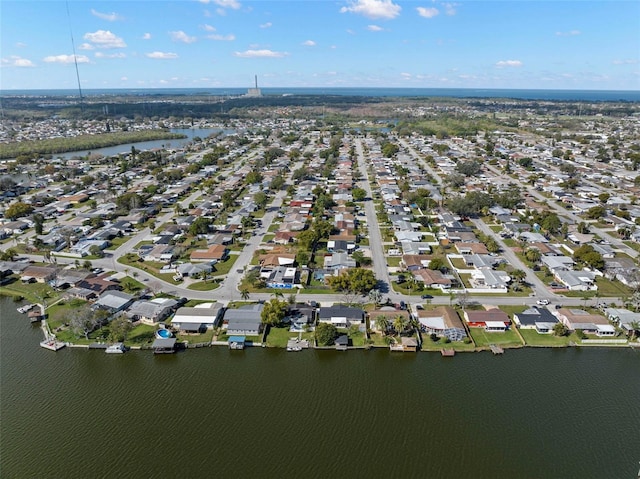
top-left (255, 75), bottom-right (258, 89)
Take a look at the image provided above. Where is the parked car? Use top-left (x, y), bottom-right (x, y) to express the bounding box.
top-left (421, 294), bottom-right (433, 299)
top-left (399, 301), bottom-right (407, 310)
top-left (536, 299), bottom-right (550, 305)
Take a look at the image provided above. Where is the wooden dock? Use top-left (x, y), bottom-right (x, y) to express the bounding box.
top-left (489, 344), bottom-right (504, 355)
top-left (441, 348), bottom-right (455, 357)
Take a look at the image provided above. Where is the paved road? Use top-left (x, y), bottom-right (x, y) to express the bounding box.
top-left (471, 218), bottom-right (555, 300)
top-left (354, 137), bottom-right (397, 297)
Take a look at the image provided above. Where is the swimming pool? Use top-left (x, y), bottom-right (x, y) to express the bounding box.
top-left (155, 329), bottom-right (172, 339)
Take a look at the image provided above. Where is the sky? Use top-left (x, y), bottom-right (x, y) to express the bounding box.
top-left (1, 0), bottom-right (639, 91)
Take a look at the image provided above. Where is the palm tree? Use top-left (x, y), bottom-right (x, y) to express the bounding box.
top-left (374, 315), bottom-right (390, 335)
top-left (393, 315), bottom-right (408, 337)
top-left (240, 288), bottom-right (250, 301)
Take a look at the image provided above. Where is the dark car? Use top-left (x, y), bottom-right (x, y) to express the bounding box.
top-left (399, 301), bottom-right (407, 310)
top-left (421, 294), bottom-right (433, 299)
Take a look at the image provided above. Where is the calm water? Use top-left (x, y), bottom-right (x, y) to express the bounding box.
top-left (1, 297), bottom-right (639, 478)
top-left (52, 128), bottom-right (234, 160)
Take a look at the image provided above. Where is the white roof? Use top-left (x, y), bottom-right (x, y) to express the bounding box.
top-left (485, 320), bottom-right (507, 328)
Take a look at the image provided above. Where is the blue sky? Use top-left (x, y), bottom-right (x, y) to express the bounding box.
top-left (1, 0), bottom-right (638, 90)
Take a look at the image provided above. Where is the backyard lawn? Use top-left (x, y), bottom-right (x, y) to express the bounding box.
top-left (468, 328), bottom-right (524, 348)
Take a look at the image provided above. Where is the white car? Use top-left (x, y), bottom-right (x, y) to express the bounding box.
top-left (536, 299), bottom-right (550, 306)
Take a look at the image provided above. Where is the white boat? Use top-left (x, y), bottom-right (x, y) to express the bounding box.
top-left (17, 304), bottom-right (36, 314)
top-left (105, 343), bottom-right (127, 354)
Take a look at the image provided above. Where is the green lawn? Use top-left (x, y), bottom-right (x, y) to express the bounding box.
top-left (519, 328), bottom-right (574, 347)
top-left (104, 236), bottom-right (130, 250)
top-left (211, 255), bottom-right (239, 276)
top-left (187, 280), bottom-right (220, 291)
top-left (265, 326), bottom-right (314, 348)
top-left (176, 329), bottom-right (215, 344)
top-left (386, 256), bottom-right (402, 267)
top-left (117, 256), bottom-right (181, 285)
top-left (468, 328), bottom-right (524, 348)
top-left (0, 278), bottom-right (58, 303)
top-left (420, 339), bottom-right (476, 352)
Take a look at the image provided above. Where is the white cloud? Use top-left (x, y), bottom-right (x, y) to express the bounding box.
top-left (367, 24), bottom-right (383, 31)
top-left (120, 76), bottom-right (128, 81)
top-left (206, 34), bottom-right (235, 41)
top-left (170, 31), bottom-right (197, 43)
top-left (202, 24), bottom-right (216, 32)
top-left (302, 40), bottom-right (316, 46)
top-left (145, 51), bottom-right (178, 59)
top-left (612, 59), bottom-right (638, 65)
top-left (495, 60), bottom-right (523, 67)
top-left (260, 22), bottom-right (272, 29)
top-left (83, 30), bottom-right (126, 48)
top-left (443, 2), bottom-right (458, 16)
top-left (401, 72), bottom-right (411, 78)
top-left (95, 52), bottom-right (126, 59)
top-left (79, 43), bottom-right (94, 50)
top-left (15, 42), bottom-right (27, 48)
top-left (43, 54), bottom-right (90, 64)
top-left (142, 33), bottom-right (152, 40)
top-left (417, 7), bottom-right (439, 18)
top-left (1, 55), bottom-right (36, 67)
top-left (199, 0), bottom-right (241, 9)
top-left (340, 0), bottom-right (401, 20)
top-left (234, 49), bottom-right (288, 58)
top-left (90, 9), bottom-right (123, 21)
top-left (556, 30), bottom-right (581, 36)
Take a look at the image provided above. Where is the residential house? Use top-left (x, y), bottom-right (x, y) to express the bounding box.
top-left (554, 270), bottom-right (597, 291)
top-left (190, 244), bottom-right (228, 263)
top-left (554, 308), bottom-right (612, 335)
top-left (171, 303), bottom-right (224, 332)
top-left (417, 306), bottom-right (467, 341)
top-left (413, 269), bottom-right (452, 290)
top-left (513, 306), bottom-right (559, 333)
top-left (324, 252), bottom-right (356, 272)
top-left (318, 305), bottom-right (364, 328)
top-left (603, 308), bottom-right (640, 336)
top-left (464, 308), bottom-right (510, 330)
top-left (223, 303), bottom-right (264, 336)
top-left (92, 291), bottom-right (135, 315)
top-left (126, 298), bottom-right (178, 324)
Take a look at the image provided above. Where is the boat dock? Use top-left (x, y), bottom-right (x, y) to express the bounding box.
top-left (441, 349), bottom-right (455, 357)
top-left (489, 344), bottom-right (504, 355)
top-left (39, 320), bottom-right (65, 351)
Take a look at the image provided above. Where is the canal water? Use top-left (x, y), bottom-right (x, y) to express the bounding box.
top-left (51, 127), bottom-right (235, 160)
top-left (1, 297), bottom-right (638, 478)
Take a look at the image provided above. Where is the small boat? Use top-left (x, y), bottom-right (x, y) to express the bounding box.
top-left (17, 304), bottom-right (36, 314)
top-left (105, 343), bottom-right (127, 354)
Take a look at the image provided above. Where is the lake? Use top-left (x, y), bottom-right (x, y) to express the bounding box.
top-left (51, 127), bottom-right (235, 160)
top-left (1, 297), bottom-right (638, 478)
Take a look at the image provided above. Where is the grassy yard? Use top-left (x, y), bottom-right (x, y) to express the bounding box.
top-left (562, 277), bottom-right (632, 298)
top-left (420, 339), bottom-right (476, 352)
top-left (117, 256), bottom-right (181, 285)
top-left (386, 256), bottom-right (402, 267)
top-left (468, 328), bottom-right (524, 348)
top-left (187, 280), bottom-right (220, 291)
top-left (104, 235), bottom-right (130, 250)
top-left (0, 278), bottom-right (58, 303)
top-left (519, 328), bottom-right (575, 347)
top-left (211, 255), bottom-right (239, 276)
top-left (176, 329), bottom-right (215, 344)
top-left (265, 326), bottom-right (314, 348)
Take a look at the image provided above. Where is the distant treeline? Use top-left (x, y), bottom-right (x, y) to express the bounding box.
top-left (1, 94), bottom-right (385, 122)
top-left (0, 130), bottom-right (186, 160)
